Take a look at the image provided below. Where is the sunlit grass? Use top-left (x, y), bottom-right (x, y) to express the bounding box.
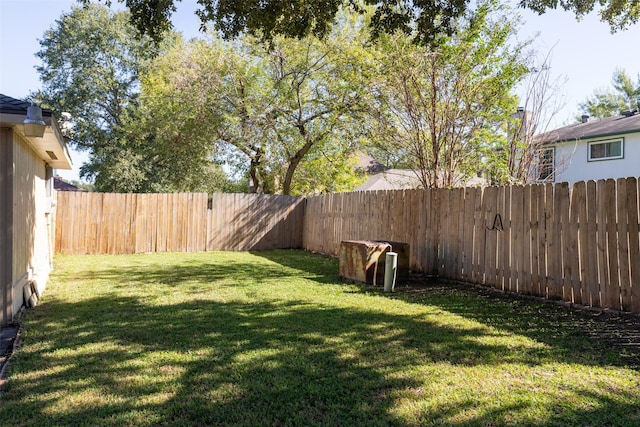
top-left (1, 250), bottom-right (638, 426)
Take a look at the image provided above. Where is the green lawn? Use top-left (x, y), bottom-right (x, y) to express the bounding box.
top-left (1, 250), bottom-right (639, 426)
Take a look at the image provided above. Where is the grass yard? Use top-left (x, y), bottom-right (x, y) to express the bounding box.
top-left (1, 250), bottom-right (639, 426)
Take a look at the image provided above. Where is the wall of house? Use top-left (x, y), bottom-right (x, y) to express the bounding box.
top-left (11, 133), bottom-right (52, 321)
top-left (1, 128), bottom-right (14, 325)
top-left (554, 131), bottom-right (640, 184)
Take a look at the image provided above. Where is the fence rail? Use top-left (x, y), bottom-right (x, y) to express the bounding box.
top-left (303, 178), bottom-right (640, 313)
top-left (55, 192), bottom-right (305, 255)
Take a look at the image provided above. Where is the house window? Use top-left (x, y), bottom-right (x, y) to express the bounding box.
top-left (537, 147), bottom-right (555, 181)
top-left (588, 138), bottom-right (623, 161)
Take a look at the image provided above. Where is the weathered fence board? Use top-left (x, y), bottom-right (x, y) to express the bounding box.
top-left (302, 178), bottom-right (640, 313)
top-left (55, 178), bottom-right (640, 313)
top-left (628, 178), bottom-right (640, 313)
top-left (56, 192), bottom-right (304, 254)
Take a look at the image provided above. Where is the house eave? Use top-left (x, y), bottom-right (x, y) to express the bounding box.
top-left (542, 128), bottom-right (640, 145)
top-left (0, 112), bottom-right (73, 170)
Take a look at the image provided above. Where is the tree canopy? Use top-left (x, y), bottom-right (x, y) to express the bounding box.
top-left (35, 4), bottom-right (234, 193)
top-left (35, 4), bottom-right (157, 191)
top-left (90, 0), bottom-right (639, 45)
top-left (367, 0), bottom-right (532, 188)
top-left (140, 17), bottom-right (372, 195)
top-left (39, 2), bottom-right (561, 193)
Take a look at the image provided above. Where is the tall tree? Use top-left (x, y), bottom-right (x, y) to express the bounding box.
top-left (368, 0), bottom-right (530, 189)
top-left (88, 0), bottom-right (640, 45)
top-left (36, 4), bottom-right (233, 193)
top-left (519, 0), bottom-right (639, 32)
top-left (579, 69), bottom-right (640, 119)
top-left (485, 52), bottom-right (569, 185)
top-left (35, 4), bottom-right (157, 190)
top-left (141, 19), bottom-right (372, 195)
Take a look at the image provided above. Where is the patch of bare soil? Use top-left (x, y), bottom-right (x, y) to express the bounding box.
top-left (395, 275), bottom-right (640, 370)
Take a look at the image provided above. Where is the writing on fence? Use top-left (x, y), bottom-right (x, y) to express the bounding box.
top-left (55, 192), bottom-right (304, 255)
top-left (303, 178), bottom-right (639, 313)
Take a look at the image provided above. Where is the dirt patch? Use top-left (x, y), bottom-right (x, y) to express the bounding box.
top-left (394, 275), bottom-right (640, 370)
top-left (0, 324), bottom-right (20, 391)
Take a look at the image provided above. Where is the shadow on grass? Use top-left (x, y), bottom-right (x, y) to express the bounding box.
top-left (2, 297), bottom-right (413, 425)
top-left (60, 250), bottom-right (339, 292)
top-left (1, 251), bottom-right (639, 426)
top-left (259, 250), bottom-right (640, 371)
top-left (392, 280), bottom-right (640, 372)
top-left (249, 249), bottom-right (342, 284)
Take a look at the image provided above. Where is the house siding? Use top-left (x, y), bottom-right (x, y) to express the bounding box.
top-left (1, 128), bottom-right (14, 325)
top-left (0, 130), bottom-right (54, 326)
top-left (554, 131), bottom-right (640, 184)
top-left (12, 133), bottom-right (53, 321)
top-left (1, 94), bottom-right (71, 326)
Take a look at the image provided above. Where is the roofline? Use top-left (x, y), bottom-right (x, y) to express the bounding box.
top-left (0, 111), bottom-right (73, 170)
top-left (542, 127), bottom-right (640, 144)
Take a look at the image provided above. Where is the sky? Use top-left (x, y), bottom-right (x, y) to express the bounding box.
top-left (1, 0), bottom-right (639, 182)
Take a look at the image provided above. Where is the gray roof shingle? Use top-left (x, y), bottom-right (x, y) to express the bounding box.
top-left (537, 112), bottom-right (640, 143)
top-left (0, 94), bottom-right (52, 117)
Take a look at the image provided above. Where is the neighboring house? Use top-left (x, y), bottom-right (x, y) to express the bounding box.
top-left (353, 152), bottom-right (421, 191)
top-left (54, 176), bottom-right (86, 192)
top-left (0, 94), bottom-right (72, 326)
top-left (536, 110), bottom-right (640, 184)
top-left (354, 168), bottom-right (423, 191)
top-left (353, 151), bottom-right (486, 191)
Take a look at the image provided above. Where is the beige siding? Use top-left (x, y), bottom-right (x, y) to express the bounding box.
top-left (1, 128), bottom-right (13, 325)
top-left (12, 134), bottom-right (52, 318)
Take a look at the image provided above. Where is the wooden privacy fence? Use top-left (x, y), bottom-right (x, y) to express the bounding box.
top-left (303, 178), bottom-right (640, 313)
top-left (55, 192), bottom-right (305, 254)
top-left (55, 178), bottom-right (640, 313)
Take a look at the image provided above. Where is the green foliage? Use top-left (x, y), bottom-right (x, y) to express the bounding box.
top-left (369, 0), bottom-right (530, 188)
top-left (67, 180), bottom-right (96, 192)
top-left (520, 0), bottom-right (640, 32)
top-left (37, 2), bottom-right (558, 193)
top-left (95, 0), bottom-right (639, 46)
top-left (35, 4), bottom-right (153, 190)
top-left (141, 17), bottom-right (373, 195)
top-left (35, 4), bottom-right (155, 149)
top-left (579, 68), bottom-right (640, 119)
top-left (35, 4), bottom-right (234, 193)
top-left (289, 152), bottom-right (367, 195)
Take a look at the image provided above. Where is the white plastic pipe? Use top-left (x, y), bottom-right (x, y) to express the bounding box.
top-left (384, 252), bottom-right (398, 293)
